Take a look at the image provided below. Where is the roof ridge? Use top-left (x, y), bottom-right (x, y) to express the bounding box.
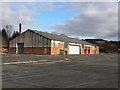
top-left (27, 29), bottom-right (96, 46)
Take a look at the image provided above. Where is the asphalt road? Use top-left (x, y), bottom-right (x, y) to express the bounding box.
top-left (2, 54), bottom-right (118, 88)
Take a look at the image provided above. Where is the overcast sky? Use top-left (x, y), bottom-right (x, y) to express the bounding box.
top-left (0, 0), bottom-right (118, 41)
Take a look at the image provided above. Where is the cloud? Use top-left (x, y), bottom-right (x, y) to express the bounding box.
top-left (1, 2), bottom-right (55, 31)
top-left (1, 0), bottom-right (119, 2)
top-left (1, 2), bottom-right (118, 41)
top-left (54, 2), bottom-right (118, 40)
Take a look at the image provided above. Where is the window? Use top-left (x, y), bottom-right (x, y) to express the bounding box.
top-left (64, 42), bottom-right (68, 48)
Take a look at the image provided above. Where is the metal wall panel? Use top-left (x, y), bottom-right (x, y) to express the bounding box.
top-left (10, 30), bottom-right (51, 47)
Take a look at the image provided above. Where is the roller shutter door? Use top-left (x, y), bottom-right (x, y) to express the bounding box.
top-left (68, 45), bottom-right (80, 54)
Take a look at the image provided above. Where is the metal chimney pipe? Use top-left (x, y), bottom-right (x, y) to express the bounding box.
top-left (19, 23), bottom-right (21, 34)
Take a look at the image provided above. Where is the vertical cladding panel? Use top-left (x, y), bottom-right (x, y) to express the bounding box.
top-left (18, 34), bottom-right (23, 43)
top-left (10, 40), bottom-right (14, 47)
top-left (32, 32), bottom-right (36, 47)
top-left (10, 38), bottom-right (17, 47)
top-left (41, 36), bottom-right (43, 47)
top-left (24, 30), bottom-right (32, 47)
top-left (34, 33), bottom-right (37, 47)
top-left (36, 34), bottom-right (39, 47)
top-left (42, 36), bottom-right (44, 47)
top-left (48, 39), bottom-right (51, 47)
top-left (43, 38), bottom-right (47, 47)
top-left (10, 30), bottom-right (33, 48)
top-left (38, 35), bottom-right (40, 47)
top-left (39, 35), bottom-right (42, 47)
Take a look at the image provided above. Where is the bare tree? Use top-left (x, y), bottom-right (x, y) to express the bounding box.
top-left (11, 31), bottom-right (20, 40)
top-left (5, 25), bottom-right (14, 38)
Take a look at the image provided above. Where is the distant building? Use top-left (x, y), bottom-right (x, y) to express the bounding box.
top-left (9, 29), bottom-right (99, 55)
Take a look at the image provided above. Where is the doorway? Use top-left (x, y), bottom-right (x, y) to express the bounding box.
top-left (17, 43), bottom-right (24, 54)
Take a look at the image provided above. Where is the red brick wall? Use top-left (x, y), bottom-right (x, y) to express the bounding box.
top-left (9, 47), bottom-right (16, 54)
top-left (0, 47), bottom-right (9, 53)
top-left (24, 47), bottom-right (51, 54)
top-left (59, 43), bottom-right (64, 49)
top-left (9, 47), bottom-right (51, 55)
top-left (51, 43), bottom-right (64, 55)
top-left (81, 48), bottom-right (85, 54)
top-left (9, 45), bottom-right (99, 55)
top-left (51, 47), bottom-right (59, 55)
top-left (80, 46), bottom-right (99, 55)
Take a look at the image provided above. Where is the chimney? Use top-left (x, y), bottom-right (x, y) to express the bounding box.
top-left (19, 23), bottom-right (21, 34)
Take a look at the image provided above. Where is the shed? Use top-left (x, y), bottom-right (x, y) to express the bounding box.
top-left (9, 29), bottom-right (99, 55)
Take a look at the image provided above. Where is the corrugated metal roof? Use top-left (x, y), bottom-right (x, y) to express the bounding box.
top-left (28, 29), bottom-right (96, 46)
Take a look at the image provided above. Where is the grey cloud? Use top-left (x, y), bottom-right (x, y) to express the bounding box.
top-left (54, 2), bottom-right (118, 41)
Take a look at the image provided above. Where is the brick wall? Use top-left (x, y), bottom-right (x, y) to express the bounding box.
top-left (24, 47), bottom-right (51, 54)
top-left (80, 46), bottom-right (99, 55)
top-left (51, 43), bottom-right (64, 55)
top-left (81, 48), bottom-right (85, 54)
top-left (51, 47), bottom-right (60, 55)
top-left (9, 45), bottom-right (99, 55)
top-left (0, 47), bottom-right (9, 53)
top-left (9, 47), bottom-right (51, 55)
top-left (9, 47), bottom-right (16, 54)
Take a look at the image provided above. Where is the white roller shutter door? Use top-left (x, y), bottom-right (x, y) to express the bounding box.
top-left (68, 45), bottom-right (80, 54)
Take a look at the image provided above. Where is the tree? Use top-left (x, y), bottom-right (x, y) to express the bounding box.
top-left (11, 31), bottom-right (20, 40)
top-left (2, 28), bottom-right (8, 40)
top-left (5, 25), bottom-right (14, 38)
top-left (2, 28), bottom-right (9, 47)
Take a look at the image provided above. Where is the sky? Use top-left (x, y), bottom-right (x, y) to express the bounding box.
top-left (0, 0), bottom-right (119, 41)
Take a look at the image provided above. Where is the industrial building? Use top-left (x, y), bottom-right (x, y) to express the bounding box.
top-left (9, 29), bottom-right (99, 55)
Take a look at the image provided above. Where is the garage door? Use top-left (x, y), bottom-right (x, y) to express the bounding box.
top-left (68, 45), bottom-right (80, 54)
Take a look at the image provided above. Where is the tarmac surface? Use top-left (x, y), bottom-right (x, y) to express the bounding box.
top-left (2, 54), bottom-right (118, 88)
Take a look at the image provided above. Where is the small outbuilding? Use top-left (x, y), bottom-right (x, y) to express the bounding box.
top-left (9, 29), bottom-right (99, 55)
